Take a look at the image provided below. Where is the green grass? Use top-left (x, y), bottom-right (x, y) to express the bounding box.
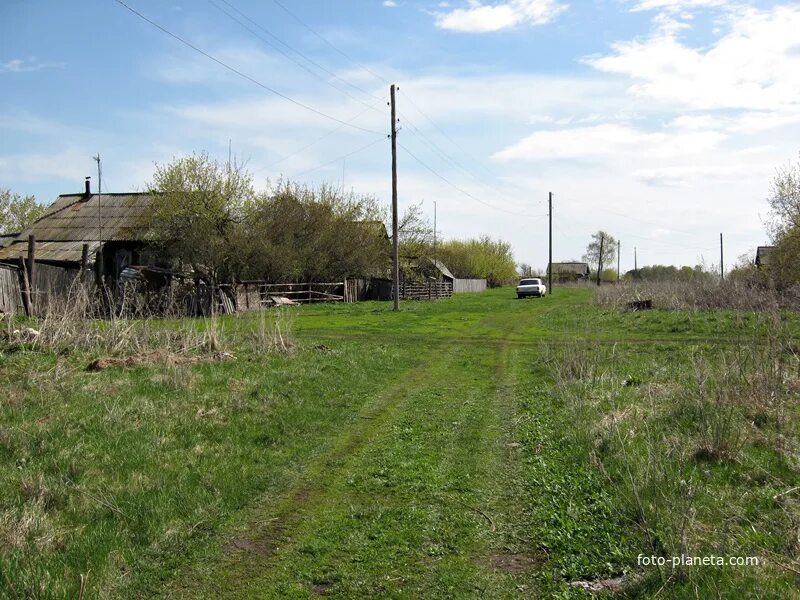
top-left (1, 287), bottom-right (798, 598)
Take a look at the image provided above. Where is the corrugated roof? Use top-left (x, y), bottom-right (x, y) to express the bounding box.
top-left (0, 193), bottom-right (154, 263)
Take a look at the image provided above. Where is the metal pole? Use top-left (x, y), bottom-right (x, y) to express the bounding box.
top-left (433, 200), bottom-right (437, 267)
top-left (617, 240), bottom-right (621, 282)
top-left (390, 84), bottom-right (400, 311)
top-left (720, 232), bottom-right (724, 280)
top-left (548, 192), bottom-right (553, 294)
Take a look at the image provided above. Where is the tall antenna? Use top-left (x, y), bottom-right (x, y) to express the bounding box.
top-left (433, 200), bottom-right (437, 267)
top-left (93, 154), bottom-right (102, 247)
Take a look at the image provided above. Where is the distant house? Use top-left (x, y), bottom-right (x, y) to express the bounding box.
top-left (755, 246), bottom-right (775, 268)
top-left (0, 179), bottom-right (155, 280)
top-left (548, 262), bottom-right (591, 282)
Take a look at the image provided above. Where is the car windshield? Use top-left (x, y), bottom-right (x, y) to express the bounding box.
top-left (520, 279), bottom-right (541, 285)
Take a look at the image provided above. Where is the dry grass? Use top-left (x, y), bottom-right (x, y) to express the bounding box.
top-left (1, 280), bottom-right (297, 358)
top-left (595, 279), bottom-right (800, 311)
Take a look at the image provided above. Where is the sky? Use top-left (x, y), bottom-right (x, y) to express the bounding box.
top-left (1, 0), bottom-right (799, 272)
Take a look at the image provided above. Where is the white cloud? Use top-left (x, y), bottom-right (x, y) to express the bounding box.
top-left (492, 123), bottom-right (726, 162)
top-left (434, 0), bottom-right (568, 33)
top-left (630, 0), bottom-right (728, 12)
top-left (585, 5), bottom-right (800, 112)
top-left (0, 57), bottom-right (64, 73)
top-left (383, 0), bottom-right (398, 6)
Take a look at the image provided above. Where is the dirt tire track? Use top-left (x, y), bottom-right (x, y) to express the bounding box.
top-left (164, 342), bottom-right (458, 598)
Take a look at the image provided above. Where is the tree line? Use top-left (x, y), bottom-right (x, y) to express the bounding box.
top-left (1, 153), bottom-right (518, 286)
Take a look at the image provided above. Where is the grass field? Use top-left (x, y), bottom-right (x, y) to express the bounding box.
top-left (1, 287), bottom-right (799, 598)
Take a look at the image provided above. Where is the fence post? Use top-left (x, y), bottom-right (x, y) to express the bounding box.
top-left (18, 257), bottom-right (31, 316)
top-left (80, 243), bottom-right (89, 283)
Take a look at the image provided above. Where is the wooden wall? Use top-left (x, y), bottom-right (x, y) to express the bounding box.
top-left (0, 264), bottom-right (23, 315)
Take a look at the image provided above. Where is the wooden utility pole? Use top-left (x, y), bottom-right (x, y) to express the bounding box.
top-left (596, 233), bottom-right (604, 287)
top-left (634, 246), bottom-right (638, 272)
top-left (27, 235), bottom-right (36, 291)
top-left (617, 239), bottom-right (621, 283)
top-left (390, 84), bottom-right (400, 311)
top-left (720, 232), bottom-right (724, 281)
top-left (80, 243), bottom-right (89, 283)
top-left (548, 192), bottom-right (553, 294)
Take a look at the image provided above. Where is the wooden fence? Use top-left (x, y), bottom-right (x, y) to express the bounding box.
top-left (400, 280), bottom-right (453, 300)
top-left (0, 264), bottom-right (23, 315)
top-left (236, 281), bottom-right (347, 311)
top-left (452, 278), bottom-right (487, 294)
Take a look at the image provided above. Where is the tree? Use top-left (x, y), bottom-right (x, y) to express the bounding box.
top-left (241, 181), bottom-right (388, 282)
top-left (146, 152), bottom-right (255, 282)
top-left (767, 153), bottom-right (800, 241)
top-left (0, 189), bottom-right (45, 233)
top-left (583, 231), bottom-right (616, 286)
top-left (767, 154), bottom-right (800, 286)
top-left (518, 263), bottom-right (534, 277)
top-left (438, 236), bottom-right (517, 285)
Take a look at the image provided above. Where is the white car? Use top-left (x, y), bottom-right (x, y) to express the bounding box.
top-left (517, 278), bottom-right (547, 298)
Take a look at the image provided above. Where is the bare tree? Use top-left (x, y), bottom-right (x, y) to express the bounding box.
top-left (583, 231), bottom-right (617, 286)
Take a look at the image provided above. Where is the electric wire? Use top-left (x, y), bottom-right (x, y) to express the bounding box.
top-left (114, 0), bottom-right (384, 135)
top-left (210, 0), bottom-right (384, 108)
top-left (398, 141), bottom-right (545, 218)
top-left (288, 137), bottom-right (385, 180)
top-left (253, 95), bottom-right (387, 174)
top-left (269, 0), bottom-right (391, 86)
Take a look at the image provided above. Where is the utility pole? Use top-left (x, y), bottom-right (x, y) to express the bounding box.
top-left (390, 84), bottom-right (400, 311)
top-left (720, 232), bottom-right (724, 281)
top-left (548, 192), bottom-right (553, 294)
top-left (617, 239), bottom-right (621, 283)
top-left (634, 246), bottom-right (638, 272)
top-left (596, 233), bottom-right (604, 287)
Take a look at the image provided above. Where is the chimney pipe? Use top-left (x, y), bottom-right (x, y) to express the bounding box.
top-left (84, 177), bottom-right (91, 198)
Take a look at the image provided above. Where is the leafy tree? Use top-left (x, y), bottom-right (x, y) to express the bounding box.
top-left (767, 153), bottom-right (800, 240)
top-left (438, 236), bottom-right (517, 285)
top-left (146, 152), bottom-right (254, 282)
top-left (241, 181), bottom-right (388, 282)
top-left (0, 189), bottom-right (45, 233)
top-left (767, 154), bottom-right (800, 286)
top-left (625, 264), bottom-right (711, 282)
top-left (583, 231), bottom-right (616, 286)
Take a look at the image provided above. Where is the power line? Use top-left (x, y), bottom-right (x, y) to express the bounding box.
top-left (269, 0), bottom-right (390, 87)
top-left (398, 141), bottom-right (544, 218)
top-left (399, 89), bottom-right (534, 197)
top-left (210, 0), bottom-right (383, 108)
top-left (397, 109), bottom-right (544, 208)
top-left (115, 0), bottom-right (384, 135)
top-left (287, 137), bottom-right (384, 180)
top-left (253, 96), bottom-right (387, 174)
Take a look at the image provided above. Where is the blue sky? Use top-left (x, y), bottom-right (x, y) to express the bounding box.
top-left (2, 0), bottom-right (799, 272)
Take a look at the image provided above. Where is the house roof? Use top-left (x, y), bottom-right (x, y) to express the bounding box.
top-left (0, 193), bottom-right (154, 263)
top-left (755, 246), bottom-right (775, 266)
top-left (0, 233), bottom-right (20, 249)
top-left (549, 262), bottom-right (590, 274)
